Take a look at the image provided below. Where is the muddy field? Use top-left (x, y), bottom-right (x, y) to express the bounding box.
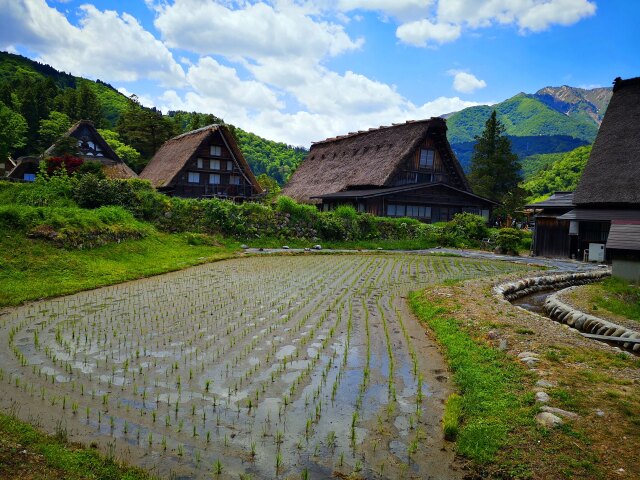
top-left (0, 254), bottom-right (528, 479)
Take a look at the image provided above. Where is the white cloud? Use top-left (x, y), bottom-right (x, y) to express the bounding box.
top-left (396, 19), bottom-right (461, 46)
top-left (437, 0), bottom-right (597, 32)
top-left (152, 0), bottom-right (363, 62)
top-left (340, 0), bottom-right (596, 46)
top-left (448, 70), bottom-right (487, 94)
top-left (0, 0), bottom-right (185, 86)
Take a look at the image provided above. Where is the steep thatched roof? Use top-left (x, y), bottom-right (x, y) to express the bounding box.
top-left (574, 77), bottom-right (640, 206)
top-left (282, 118), bottom-right (469, 203)
top-left (140, 124), bottom-right (262, 193)
top-left (44, 120), bottom-right (137, 179)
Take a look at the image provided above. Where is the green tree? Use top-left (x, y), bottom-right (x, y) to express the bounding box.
top-left (75, 82), bottom-right (103, 124)
top-left (38, 111), bottom-right (71, 150)
top-left (256, 173), bottom-right (281, 202)
top-left (0, 101), bottom-right (28, 160)
top-left (468, 110), bottom-right (522, 213)
top-left (117, 96), bottom-right (176, 160)
top-left (98, 128), bottom-right (143, 171)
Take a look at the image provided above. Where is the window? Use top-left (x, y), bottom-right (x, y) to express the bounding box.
top-left (23, 173), bottom-right (36, 182)
top-left (226, 161), bottom-right (234, 171)
top-left (197, 158), bottom-right (204, 168)
top-left (229, 175), bottom-right (241, 185)
top-left (188, 172), bottom-right (200, 183)
top-left (419, 149), bottom-right (434, 168)
top-left (210, 145), bottom-right (222, 156)
top-left (387, 204), bottom-right (407, 217)
top-left (210, 159), bottom-right (221, 170)
top-left (209, 174), bottom-right (220, 185)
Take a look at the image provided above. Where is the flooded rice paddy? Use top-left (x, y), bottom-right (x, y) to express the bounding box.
top-left (0, 254), bottom-right (528, 479)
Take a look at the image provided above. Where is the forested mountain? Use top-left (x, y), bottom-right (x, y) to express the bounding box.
top-left (0, 51), bottom-right (306, 182)
top-left (447, 86), bottom-right (611, 171)
top-left (522, 145), bottom-right (591, 203)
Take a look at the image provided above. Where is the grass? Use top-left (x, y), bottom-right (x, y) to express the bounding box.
top-left (589, 277), bottom-right (640, 322)
top-left (408, 291), bottom-right (534, 464)
top-left (0, 231), bottom-right (239, 308)
top-left (0, 411), bottom-right (152, 479)
top-left (241, 236), bottom-right (437, 251)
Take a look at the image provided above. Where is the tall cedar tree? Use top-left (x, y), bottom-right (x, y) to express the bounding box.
top-left (468, 110), bottom-right (522, 206)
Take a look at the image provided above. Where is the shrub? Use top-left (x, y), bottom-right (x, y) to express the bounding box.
top-left (445, 213), bottom-right (489, 242)
top-left (495, 228), bottom-right (522, 253)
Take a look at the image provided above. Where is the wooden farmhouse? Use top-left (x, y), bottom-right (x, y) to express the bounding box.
top-left (7, 120), bottom-right (137, 181)
top-left (282, 118), bottom-right (495, 222)
top-left (528, 76), bottom-right (640, 270)
top-left (140, 125), bottom-right (263, 200)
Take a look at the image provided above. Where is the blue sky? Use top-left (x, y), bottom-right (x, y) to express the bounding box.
top-left (1, 0), bottom-right (638, 146)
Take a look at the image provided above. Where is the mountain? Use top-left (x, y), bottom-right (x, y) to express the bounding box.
top-left (0, 51), bottom-right (306, 183)
top-left (446, 86), bottom-right (611, 171)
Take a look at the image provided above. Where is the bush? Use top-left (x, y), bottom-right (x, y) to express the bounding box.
top-left (445, 213), bottom-right (489, 242)
top-left (495, 228), bottom-right (522, 254)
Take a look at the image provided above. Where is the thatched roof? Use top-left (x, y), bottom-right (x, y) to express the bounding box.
top-left (44, 120), bottom-right (137, 179)
top-left (574, 77), bottom-right (640, 206)
top-left (140, 124), bottom-right (262, 193)
top-left (282, 118), bottom-right (469, 203)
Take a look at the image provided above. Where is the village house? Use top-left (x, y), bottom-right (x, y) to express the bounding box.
top-left (282, 118), bottom-right (496, 222)
top-left (0, 157), bottom-right (15, 177)
top-left (7, 120), bottom-right (137, 181)
top-left (528, 76), bottom-right (640, 275)
top-left (140, 124), bottom-right (263, 200)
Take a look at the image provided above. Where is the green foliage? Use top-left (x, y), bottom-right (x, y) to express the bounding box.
top-left (0, 101), bottom-right (28, 159)
top-left (38, 110), bottom-right (71, 150)
top-left (98, 129), bottom-right (142, 171)
top-left (468, 111), bottom-right (522, 213)
top-left (444, 213), bottom-right (489, 243)
top-left (522, 145), bottom-right (591, 202)
top-left (520, 151), bottom-right (565, 179)
top-left (494, 228), bottom-right (523, 253)
top-left (256, 173), bottom-right (281, 201)
top-left (233, 128), bottom-right (307, 184)
top-left (116, 96), bottom-right (177, 162)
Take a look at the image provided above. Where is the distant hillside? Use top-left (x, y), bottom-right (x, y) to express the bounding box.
top-left (447, 86), bottom-right (610, 171)
top-left (0, 51), bottom-right (306, 183)
top-left (522, 145), bottom-right (592, 203)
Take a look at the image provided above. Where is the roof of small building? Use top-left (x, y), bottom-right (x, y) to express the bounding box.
top-left (140, 124), bottom-right (262, 193)
top-left (574, 76), bottom-right (640, 206)
top-left (282, 118), bottom-right (469, 203)
top-left (558, 209), bottom-right (640, 221)
top-left (606, 220), bottom-right (640, 251)
top-left (526, 192), bottom-right (575, 209)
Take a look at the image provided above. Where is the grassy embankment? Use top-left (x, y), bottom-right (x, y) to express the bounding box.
top-left (583, 277), bottom-right (640, 323)
top-left (410, 278), bottom-right (640, 479)
top-left (0, 411), bottom-right (152, 480)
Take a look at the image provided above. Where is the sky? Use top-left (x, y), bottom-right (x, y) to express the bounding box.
top-left (1, 0), bottom-right (639, 147)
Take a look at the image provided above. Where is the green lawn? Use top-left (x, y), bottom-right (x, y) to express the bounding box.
top-left (592, 277), bottom-right (640, 322)
top-left (0, 231), bottom-right (239, 308)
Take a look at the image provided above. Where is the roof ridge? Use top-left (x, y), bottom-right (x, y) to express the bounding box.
top-left (171, 124), bottom-right (222, 141)
top-left (311, 117), bottom-right (443, 145)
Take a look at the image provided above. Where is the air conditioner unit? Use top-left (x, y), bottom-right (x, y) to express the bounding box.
top-left (588, 243), bottom-right (605, 262)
